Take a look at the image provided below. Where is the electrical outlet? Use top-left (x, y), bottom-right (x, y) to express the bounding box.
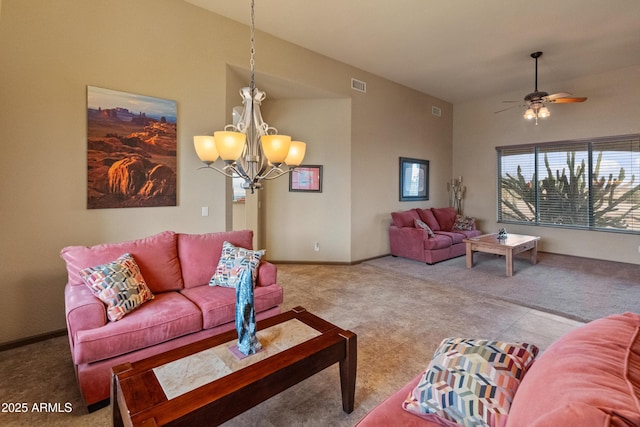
top-left (314, 242), bottom-right (320, 251)
top-left (201, 207), bottom-right (209, 217)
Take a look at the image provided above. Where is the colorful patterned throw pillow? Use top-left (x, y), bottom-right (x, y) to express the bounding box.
top-left (453, 214), bottom-right (475, 231)
top-left (210, 241), bottom-right (265, 288)
top-left (79, 253), bottom-right (154, 322)
top-left (414, 218), bottom-right (435, 237)
top-left (403, 338), bottom-right (539, 427)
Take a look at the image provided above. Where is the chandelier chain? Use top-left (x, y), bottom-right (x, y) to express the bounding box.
top-left (249, 0), bottom-right (256, 92)
top-left (194, 0), bottom-right (305, 193)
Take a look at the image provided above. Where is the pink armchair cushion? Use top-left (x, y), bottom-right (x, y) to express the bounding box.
top-left (72, 292), bottom-right (201, 364)
top-left (416, 208), bottom-right (441, 231)
top-left (356, 374), bottom-right (456, 427)
top-left (180, 284), bottom-right (284, 330)
top-left (506, 312), bottom-right (640, 427)
top-left (431, 207), bottom-right (457, 231)
top-left (177, 230), bottom-right (254, 288)
top-left (61, 230), bottom-right (183, 293)
top-left (391, 209), bottom-right (420, 228)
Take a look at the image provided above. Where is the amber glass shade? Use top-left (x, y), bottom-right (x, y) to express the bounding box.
top-left (261, 134), bottom-right (292, 165)
top-left (284, 141), bottom-right (306, 166)
top-left (193, 136), bottom-right (219, 164)
top-left (214, 131), bottom-right (246, 162)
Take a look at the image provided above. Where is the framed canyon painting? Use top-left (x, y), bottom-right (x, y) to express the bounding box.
top-left (87, 86), bottom-right (177, 209)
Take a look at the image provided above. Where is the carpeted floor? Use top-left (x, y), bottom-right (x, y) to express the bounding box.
top-left (2, 252), bottom-right (635, 426)
top-left (365, 252), bottom-right (640, 323)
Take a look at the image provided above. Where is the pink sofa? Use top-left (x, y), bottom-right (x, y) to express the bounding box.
top-left (357, 312), bottom-right (640, 426)
top-left (61, 230), bottom-right (283, 410)
top-left (389, 207), bottom-right (481, 264)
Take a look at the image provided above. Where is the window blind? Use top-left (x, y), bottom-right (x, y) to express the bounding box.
top-left (498, 146), bottom-right (535, 222)
top-left (496, 134), bottom-right (640, 234)
top-left (591, 137), bottom-right (640, 231)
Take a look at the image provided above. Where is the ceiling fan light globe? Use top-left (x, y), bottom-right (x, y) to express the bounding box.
top-left (523, 108), bottom-right (536, 120)
top-left (538, 106), bottom-right (551, 118)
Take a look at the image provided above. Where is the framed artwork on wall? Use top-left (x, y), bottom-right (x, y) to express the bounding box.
top-left (289, 165), bottom-right (323, 192)
top-left (87, 86), bottom-right (177, 209)
top-left (399, 157), bottom-right (429, 201)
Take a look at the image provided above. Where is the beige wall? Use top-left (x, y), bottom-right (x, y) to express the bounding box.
top-left (350, 82), bottom-right (454, 260)
top-left (454, 65), bottom-right (640, 265)
top-left (264, 98), bottom-right (352, 262)
top-left (0, 0), bottom-right (451, 343)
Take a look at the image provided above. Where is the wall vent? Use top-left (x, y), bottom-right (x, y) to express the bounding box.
top-left (351, 78), bottom-right (367, 93)
top-left (431, 106), bottom-right (442, 117)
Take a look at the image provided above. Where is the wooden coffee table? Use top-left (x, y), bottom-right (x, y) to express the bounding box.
top-left (111, 306), bottom-right (356, 426)
top-left (464, 233), bottom-right (540, 276)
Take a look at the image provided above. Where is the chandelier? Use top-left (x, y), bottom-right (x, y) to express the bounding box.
top-left (193, 0), bottom-right (306, 193)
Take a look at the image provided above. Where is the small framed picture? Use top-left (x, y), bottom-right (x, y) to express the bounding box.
top-left (290, 165), bottom-right (323, 192)
top-left (399, 157), bottom-right (429, 201)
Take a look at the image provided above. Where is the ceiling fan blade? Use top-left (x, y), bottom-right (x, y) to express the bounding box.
top-left (545, 92), bottom-right (572, 101)
top-left (494, 104), bottom-right (521, 114)
top-left (550, 96), bottom-right (588, 103)
top-left (544, 92), bottom-right (588, 103)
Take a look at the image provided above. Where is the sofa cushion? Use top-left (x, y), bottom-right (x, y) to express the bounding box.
top-left (391, 209), bottom-right (421, 228)
top-left (431, 207), bottom-right (457, 231)
top-left (506, 312), bottom-right (640, 427)
top-left (178, 230), bottom-right (254, 288)
top-left (61, 230), bottom-right (183, 293)
top-left (404, 337), bottom-right (539, 427)
top-left (79, 253), bottom-right (154, 322)
top-left (72, 292), bottom-right (201, 364)
top-left (434, 230), bottom-right (465, 244)
top-left (210, 241), bottom-right (265, 288)
top-left (423, 234), bottom-right (452, 250)
top-left (416, 208), bottom-right (441, 231)
top-left (180, 284), bottom-right (284, 330)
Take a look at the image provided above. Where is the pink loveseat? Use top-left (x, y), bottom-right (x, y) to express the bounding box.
top-left (61, 230), bottom-right (283, 410)
top-left (389, 207), bottom-right (481, 264)
top-left (357, 312), bottom-right (640, 426)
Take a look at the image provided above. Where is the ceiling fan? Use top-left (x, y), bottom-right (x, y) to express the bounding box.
top-left (496, 51), bottom-right (587, 124)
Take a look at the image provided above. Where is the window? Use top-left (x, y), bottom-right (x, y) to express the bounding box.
top-left (232, 175), bottom-right (246, 203)
top-left (497, 134), bottom-right (640, 234)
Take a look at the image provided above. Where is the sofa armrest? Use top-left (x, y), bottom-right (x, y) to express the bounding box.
top-left (389, 225), bottom-right (428, 261)
top-left (64, 283), bottom-right (106, 350)
top-left (257, 261), bottom-right (277, 287)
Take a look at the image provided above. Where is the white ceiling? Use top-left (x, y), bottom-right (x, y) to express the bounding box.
top-left (184, 0), bottom-right (640, 104)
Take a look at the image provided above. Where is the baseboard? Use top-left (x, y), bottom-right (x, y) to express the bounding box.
top-left (271, 253), bottom-right (390, 266)
top-left (0, 328), bottom-right (67, 352)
